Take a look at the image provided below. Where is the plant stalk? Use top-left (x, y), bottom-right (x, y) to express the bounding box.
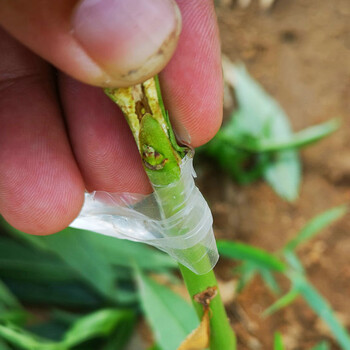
top-left (104, 77), bottom-right (236, 350)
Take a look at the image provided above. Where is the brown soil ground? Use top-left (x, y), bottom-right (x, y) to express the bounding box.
top-left (196, 0), bottom-right (350, 349)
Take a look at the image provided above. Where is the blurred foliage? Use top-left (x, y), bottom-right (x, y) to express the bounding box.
top-left (200, 63), bottom-right (339, 201)
top-left (136, 269), bottom-right (198, 350)
top-left (0, 217), bottom-right (179, 350)
top-left (0, 204), bottom-right (348, 349)
top-left (273, 332), bottom-right (285, 350)
top-left (218, 204), bottom-right (350, 350)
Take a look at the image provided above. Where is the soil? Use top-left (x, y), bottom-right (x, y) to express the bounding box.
top-left (195, 0), bottom-right (350, 348)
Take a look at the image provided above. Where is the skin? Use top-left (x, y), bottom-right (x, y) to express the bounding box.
top-left (0, 0), bottom-right (222, 235)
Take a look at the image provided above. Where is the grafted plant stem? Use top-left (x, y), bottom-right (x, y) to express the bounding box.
top-left (104, 77), bottom-right (236, 350)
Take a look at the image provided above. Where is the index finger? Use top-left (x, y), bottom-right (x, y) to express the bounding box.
top-left (161, 0), bottom-right (223, 147)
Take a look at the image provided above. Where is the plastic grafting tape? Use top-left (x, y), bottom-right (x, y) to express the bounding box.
top-left (69, 156), bottom-right (219, 274)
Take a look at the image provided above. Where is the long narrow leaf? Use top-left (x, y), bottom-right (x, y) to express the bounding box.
top-left (259, 268), bottom-right (281, 294)
top-left (234, 262), bottom-right (257, 293)
top-left (284, 205), bottom-right (347, 251)
top-left (310, 341), bottom-right (330, 350)
top-left (62, 309), bottom-right (134, 348)
top-left (263, 289), bottom-right (299, 317)
top-left (274, 332), bottom-right (285, 350)
top-left (294, 275), bottom-right (350, 350)
top-left (0, 309), bottom-right (134, 350)
top-left (0, 324), bottom-right (59, 350)
top-left (224, 119), bottom-right (340, 153)
top-left (283, 250), bottom-right (305, 273)
top-left (218, 240), bottom-right (286, 272)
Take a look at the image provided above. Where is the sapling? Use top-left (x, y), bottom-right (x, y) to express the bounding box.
top-left (104, 76), bottom-right (236, 349)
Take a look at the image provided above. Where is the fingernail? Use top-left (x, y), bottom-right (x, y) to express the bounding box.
top-left (72, 0), bottom-right (181, 87)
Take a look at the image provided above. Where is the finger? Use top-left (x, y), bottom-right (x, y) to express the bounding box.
top-left (59, 74), bottom-right (152, 194)
top-left (0, 0), bottom-right (181, 87)
top-left (160, 0), bottom-right (223, 147)
top-left (0, 28), bottom-right (85, 235)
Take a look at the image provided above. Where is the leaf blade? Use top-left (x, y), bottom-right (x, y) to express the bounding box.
top-left (274, 332), bottom-right (285, 350)
top-left (136, 270), bottom-right (198, 350)
top-left (218, 240), bottom-right (286, 272)
top-left (284, 205), bottom-right (348, 251)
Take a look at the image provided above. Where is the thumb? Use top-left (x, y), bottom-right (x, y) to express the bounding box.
top-left (0, 0), bottom-right (181, 87)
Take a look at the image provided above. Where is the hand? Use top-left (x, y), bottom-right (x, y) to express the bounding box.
top-left (0, 0), bottom-right (222, 235)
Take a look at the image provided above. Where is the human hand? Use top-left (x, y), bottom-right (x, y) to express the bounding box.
top-left (0, 0), bottom-right (222, 235)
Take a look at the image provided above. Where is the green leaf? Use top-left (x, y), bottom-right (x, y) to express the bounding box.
top-left (274, 332), bottom-right (285, 350)
top-left (62, 309), bottom-right (134, 348)
top-left (259, 268), bottom-right (281, 295)
top-left (0, 309), bottom-right (135, 350)
top-left (0, 339), bottom-right (12, 350)
top-left (101, 312), bottom-right (136, 350)
top-left (204, 131), bottom-right (266, 185)
top-left (85, 234), bottom-right (176, 271)
top-left (0, 310), bottom-right (28, 324)
top-left (263, 289), bottom-right (299, 317)
top-left (284, 205), bottom-right (348, 251)
top-left (224, 118), bottom-right (340, 153)
top-left (264, 150), bottom-right (301, 201)
top-left (218, 240), bottom-right (286, 272)
top-left (228, 64), bottom-right (301, 201)
top-left (234, 262), bottom-right (257, 293)
top-left (147, 345), bottom-right (162, 350)
top-left (0, 278), bottom-right (20, 309)
top-left (234, 261), bottom-right (281, 294)
top-left (3, 279), bottom-right (102, 308)
top-left (310, 341), bottom-right (330, 350)
top-left (0, 238), bottom-right (78, 282)
top-left (293, 275), bottom-right (350, 350)
top-left (0, 324), bottom-right (59, 350)
top-left (136, 270), bottom-right (198, 350)
top-left (3, 223), bottom-right (118, 301)
top-left (283, 250), bottom-right (305, 273)
top-left (206, 63), bottom-right (338, 201)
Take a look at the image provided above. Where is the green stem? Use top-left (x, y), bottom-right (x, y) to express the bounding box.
top-left (104, 77), bottom-right (236, 350)
top-left (180, 265), bottom-right (236, 349)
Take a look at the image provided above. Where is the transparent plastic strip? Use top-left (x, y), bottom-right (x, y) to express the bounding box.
top-left (70, 155), bottom-right (219, 274)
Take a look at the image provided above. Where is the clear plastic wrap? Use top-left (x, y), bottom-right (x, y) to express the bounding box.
top-left (69, 155), bottom-right (218, 274)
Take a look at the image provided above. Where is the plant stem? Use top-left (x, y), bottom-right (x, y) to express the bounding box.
top-left (180, 265), bottom-right (236, 349)
top-left (104, 77), bottom-right (236, 349)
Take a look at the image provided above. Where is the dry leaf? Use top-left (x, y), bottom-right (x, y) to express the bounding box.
top-left (177, 309), bottom-right (210, 350)
top-left (177, 287), bottom-right (218, 350)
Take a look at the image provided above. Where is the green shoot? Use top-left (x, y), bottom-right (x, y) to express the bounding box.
top-left (273, 332), bottom-right (285, 350)
top-left (201, 62), bottom-right (339, 201)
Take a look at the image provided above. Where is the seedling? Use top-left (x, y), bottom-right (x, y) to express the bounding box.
top-left (104, 76), bottom-right (236, 349)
